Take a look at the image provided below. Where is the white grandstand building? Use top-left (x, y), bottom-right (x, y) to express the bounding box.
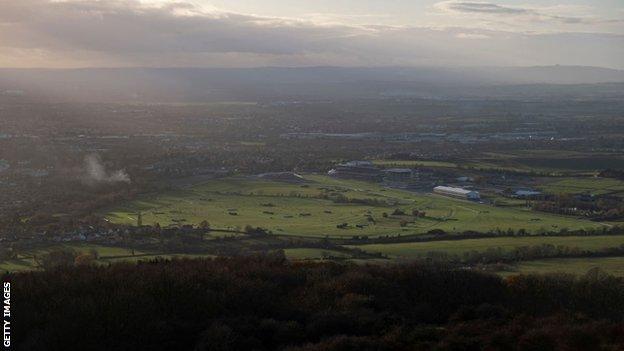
top-left (433, 186), bottom-right (480, 200)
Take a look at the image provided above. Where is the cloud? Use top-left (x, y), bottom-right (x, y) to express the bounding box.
top-left (433, 1), bottom-right (622, 26)
top-left (436, 1), bottom-right (531, 15)
top-left (0, 0), bottom-right (622, 68)
top-left (455, 32), bottom-right (490, 39)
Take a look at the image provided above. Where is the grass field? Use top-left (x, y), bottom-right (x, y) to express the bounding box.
top-left (375, 150), bottom-right (624, 176)
top-left (475, 150), bottom-right (624, 172)
top-left (507, 257), bottom-right (624, 277)
top-left (104, 175), bottom-right (606, 238)
top-left (352, 235), bottom-right (624, 259)
top-left (0, 243), bottom-right (221, 272)
top-left (0, 244), bottom-right (151, 272)
top-left (538, 177), bottom-right (624, 196)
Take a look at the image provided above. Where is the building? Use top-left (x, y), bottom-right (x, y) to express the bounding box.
top-left (514, 189), bottom-right (542, 198)
top-left (434, 186), bottom-right (480, 200)
top-left (328, 161), bottom-right (382, 181)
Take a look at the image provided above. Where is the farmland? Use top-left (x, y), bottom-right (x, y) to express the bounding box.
top-left (0, 244), bottom-right (148, 272)
top-left (351, 235), bottom-right (624, 259)
top-left (538, 177), bottom-right (624, 196)
top-left (0, 243), bottom-right (215, 272)
top-left (104, 175), bottom-right (605, 238)
top-left (375, 151), bottom-right (624, 176)
top-left (509, 257), bottom-right (624, 277)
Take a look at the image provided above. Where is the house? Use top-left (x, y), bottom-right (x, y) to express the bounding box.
top-left (514, 189), bottom-right (542, 198)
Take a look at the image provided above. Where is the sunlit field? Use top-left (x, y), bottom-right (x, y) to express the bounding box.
top-left (104, 175), bottom-right (605, 238)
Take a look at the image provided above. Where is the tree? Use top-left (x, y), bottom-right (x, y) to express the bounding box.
top-left (392, 209), bottom-right (406, 216)
top-left (35, 249), bottom-right (77, 270)
top-left (89, 248), bottom-right (100, 260)
top-left (75, 253), bottom-right (96, 266)
top-left (199, 220), bottom-right (211, 230)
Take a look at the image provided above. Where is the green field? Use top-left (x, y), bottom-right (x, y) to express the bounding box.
top-left (352, 235), bottom-right (624, 259)
top-left (104, 175), bottom-right (606, 238)
top-left (474, 150), bottom-right (624, 172)
top-left (0, 243), bottom-right (217, 272)
top-left (538, 177), bottom-right (624, 196)
top-left (375, 151), bottom-right (624, 175)
top-left (0, 244), bottom-right (150, 272)
top-left (508, 257), bottom-right (624, 277)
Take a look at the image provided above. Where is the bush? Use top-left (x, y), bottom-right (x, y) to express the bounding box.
top-left (392, 209), bottom-right (406, 216)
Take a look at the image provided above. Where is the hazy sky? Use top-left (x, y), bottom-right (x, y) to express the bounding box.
top-left (0, 0), bottom-right (622, 68)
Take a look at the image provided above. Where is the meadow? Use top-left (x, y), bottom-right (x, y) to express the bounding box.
top-left (0, 244), bottom-right (148, 272)
top-left (378, 151), bottom-right (624, 176)
top-left (538, 177), bottom-right (624, 196)
top-left (472, 150), bottom-right (624, 173)
top-left (509, 257), bottom-right (624, 277)
top-left (104, 175), bottom-right (605, 238)
top-left (351, 235), bottom-right (624, 259)
top-left (0, 243), bottom-right (216, 272)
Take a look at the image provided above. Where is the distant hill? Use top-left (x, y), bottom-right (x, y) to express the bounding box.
top-left (1, 66), bottom-right (623, 102)
top-left (471, 66), bottom-right (624, 85)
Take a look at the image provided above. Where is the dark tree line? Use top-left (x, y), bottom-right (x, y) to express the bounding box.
top-left (6, 256), bottom-right (624, 350)
top-left (533, 194), bottom-right (624, 221)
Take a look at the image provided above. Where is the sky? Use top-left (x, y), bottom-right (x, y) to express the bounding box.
top-left (0, 0), bottom-right (622, 68)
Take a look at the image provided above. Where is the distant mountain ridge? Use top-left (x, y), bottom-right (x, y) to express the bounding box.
top-left (1, 66), bottom-right (623, 102)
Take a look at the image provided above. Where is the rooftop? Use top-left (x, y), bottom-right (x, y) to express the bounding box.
top-left (434, 186), bottom-right (476, 195)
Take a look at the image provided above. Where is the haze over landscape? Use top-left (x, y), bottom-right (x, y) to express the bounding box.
top-left (3, 1), bottom-right (624, 350)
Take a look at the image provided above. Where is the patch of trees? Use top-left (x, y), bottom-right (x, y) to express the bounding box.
top-left (599, 169), bottom-right (624, 180)
top-left (341, 225), bottom-right (624, 245)
top-left (0, 246), bottom-right (16, 262)
top-left (244, 225), bottom-right (270, 236)
top-left (533, 194), bottom-right (624, 221)
top-left (6, 257), bottom-right (624, 350)
top-left (31, 248), bottom-right (100, 270)
top-left (424, 244), bottom-right (624, 265)
top-left (329, 194), bottom-right (387, 207)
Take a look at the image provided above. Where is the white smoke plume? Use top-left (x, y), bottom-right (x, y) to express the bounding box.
top-left (84, 154), bottom-right (131, 184)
